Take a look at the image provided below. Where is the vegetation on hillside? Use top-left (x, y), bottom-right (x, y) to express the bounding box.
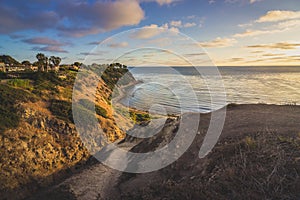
top-left (120, 131), bottom-right (300, 200)
top-left (0, 55), bottom-right (20, 65)
top-left (0, 84), bottom-right (37, 131)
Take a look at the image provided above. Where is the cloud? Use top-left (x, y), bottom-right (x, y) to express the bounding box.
top-left (199, 37), bottom-right (237, 48)
top-left (186, 15), bottom-right (196, 19)
top-left (251, 50), bottom-right (264, 54)
top-left (22, 37), bottom-right (66, 46)
top-left (58, 27), bottom-right (103, 38)
top-left (233, 29), bottom-right (282, 37)
top-left (228, 57), bottom-right (244, 62)
top-left (140, 0), bottom-right (181, 5)
top-left (183, 53), bottom-right (206, 57)
top-left (130, 24), bottom-right (179, 39)
top-left (0, 0), bottom-right (144, 37)
top-left (249, 0), bottom-right (262, 3)
top-left (58, 0), bottom-right (144, 37)
top-left (225, 0), bottom-right (262, 4)
top-left (256, 10), bottom-right (300, 23)
top-left (238, 23), bottom-right (253, 28)
top-left (108, 42), bottom-right (128, 48)
top-left (88, 41), bottom-right (101, 45)
top-left (247, 42), bottom-right (300, 50)
top-left (156, 0), bottom-right (181, 5)
top-left (23, 36), bottom-right (69, 53)
top-left (245, 55), bottom-right (300, 64)
top-left (79, 51), bottom-right (106, 56)
top-left (276, 19), bottom-right (300, 29)
top-left (32, 46), bottom-right (68, 53)
top-left (0, 5), bottom-right (59, 33)
top-left (262, 53), bottom-right (285, 57)
top-left (170, 20), bottom-right (182, 27)
top-left (184, 22), bottom-right (197, 28)
top-left (169, 20), bottom-right (196, 28)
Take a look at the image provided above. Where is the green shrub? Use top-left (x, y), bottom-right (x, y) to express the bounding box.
top-left (49, 99), bottom-right (73, 122)
top-left (7, 79), bottom-right (33, 90)
top-left (78, 99), bottom-right (108, 118)
top-left (95, 105), bottom-right (108, 118)
top-left (130, 111), bottom-right (151, 123)
top-left (0, 84), bottom-right (36, 131)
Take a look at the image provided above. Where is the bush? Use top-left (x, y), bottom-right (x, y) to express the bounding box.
top-left (95, 105), bottom-right (108, 118)
top-left (0, 84), bottom-right (36, 131)
top-left (49, 99), bottom-right (73, 122)
top-left (7, 79), bottom-right (33, 90)
top-left (78, 99), bottom-right (108, 118)
top-left (130, 111), bottom-right (150, 124)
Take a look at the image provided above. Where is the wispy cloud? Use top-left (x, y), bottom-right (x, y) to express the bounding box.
top-left (23, 37), bottom-right (69, 53)
top-left (140, 0), bottom-right (181, 6)
top-left (262, 53), bottom-right (285, 57)
top-left (32, 46), bottom-right (68, 53)
top-left (108, 42), bottom-right (128, 48)
top-left (256, 10), bottom-right (300, 23)
top-left (184, 22), bottom-right (196, 28)
top-left (245, 55), bottom-right (300, 64)
top-left (228, 57), bottom-right (245, 62)
top-left (22, 37), bottom-right (66, 46)
top-left (249, 0), bottom-right (262, 4)
top-left (170, 20), bottom-right (182, 27)
top-left (233, 29), bottom-right (282, 38)
top-left (130, 24), bottom-right (178, 39)
top-left (247, 42), bottom-right (300, 50)
top-left (79, 51), bottom-right (106, 56)
top-left (169, 20), bottom-right (197, 28)
top-left (225, 0), bottom-right (263, 4)
top-left (199, 37), bottom-right (237, 48)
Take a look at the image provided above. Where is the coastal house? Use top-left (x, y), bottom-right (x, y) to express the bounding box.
top-left (30, 65), bottom-right (38, 71)
top-left (6, 66), bottom-right (26, 72)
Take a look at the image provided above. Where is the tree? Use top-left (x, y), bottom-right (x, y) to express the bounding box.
top-left (21, 60), bottom-right (31, 66)
top-left (49, 56), bottom-right (61, 71)
top-left (36, 53), bottom-right (48, 72)
top-left (73, 62), bottom-right (82, 67)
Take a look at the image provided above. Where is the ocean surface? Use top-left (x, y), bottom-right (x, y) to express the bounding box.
top-left (118, 66), bottom-right (300, 114)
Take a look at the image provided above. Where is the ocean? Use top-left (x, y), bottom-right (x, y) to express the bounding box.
top-left (118, 66), bottom-right (300, 114)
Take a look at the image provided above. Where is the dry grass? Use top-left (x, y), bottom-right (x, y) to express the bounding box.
top-left (120, 131), bottom-right (300, 200)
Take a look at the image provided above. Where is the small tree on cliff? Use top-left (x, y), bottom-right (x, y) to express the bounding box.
top-left (49, 56), bottom-right (61, 71)
top-left (36, 53), bottom-right (48, 72)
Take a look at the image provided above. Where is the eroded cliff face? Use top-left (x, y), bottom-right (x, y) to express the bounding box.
top-left (0, 66), bottom-right (134, 199)
top-left (0, 105), bottom-right (89, 196)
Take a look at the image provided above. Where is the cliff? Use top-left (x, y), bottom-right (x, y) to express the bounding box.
top-left (0, 65), bottom-right (136, 199)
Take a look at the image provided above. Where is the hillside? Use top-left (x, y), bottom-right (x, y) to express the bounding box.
top-left (0, 65), bottom-right (137, 199)
top-left (0, 55), bottom-right (20, 65)
top-left (31, 104), bottom-right (300, 200)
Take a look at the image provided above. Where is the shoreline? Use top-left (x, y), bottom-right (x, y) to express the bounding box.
top-left (114, 80), bottom-right (143, 105)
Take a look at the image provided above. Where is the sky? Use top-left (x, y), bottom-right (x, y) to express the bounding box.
top-left (0, 0), bottom-right (300, 66)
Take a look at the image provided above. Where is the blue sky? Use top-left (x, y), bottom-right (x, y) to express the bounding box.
top-left (0, 0), bottom-right (300, 66)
